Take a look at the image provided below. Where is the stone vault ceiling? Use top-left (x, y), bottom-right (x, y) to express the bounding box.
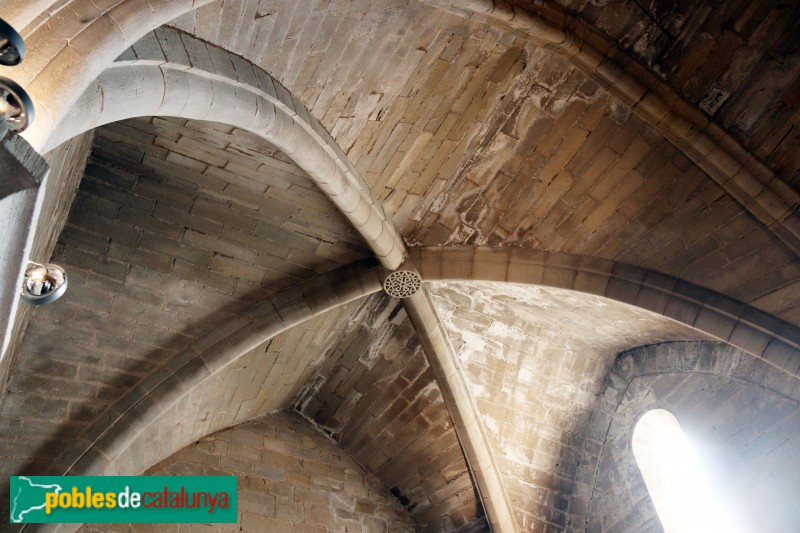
top-left (429, 281), bottom-right (710, 529)
top-left (298, 293), bottom-right (488, 532)
top-left (0, 0), bottom-right (799, 532)
top-left (544, 0), bottom-right (800, 185)
top-left (0, 117), bottom-right (368, 479)
top-left (169, 0), bottom-right (800, 323)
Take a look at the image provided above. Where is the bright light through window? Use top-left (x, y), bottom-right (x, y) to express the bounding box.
top-left (632, 409), bottom-right (746, 533)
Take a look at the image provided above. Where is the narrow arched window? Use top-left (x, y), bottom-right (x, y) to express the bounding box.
top-left (632, 409), bottom-right (745, 533)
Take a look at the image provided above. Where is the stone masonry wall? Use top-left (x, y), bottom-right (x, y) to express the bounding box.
top-left (79, 411), bottom-right (417, 533)
top-left (569, 341), bottom-right (800, 532)
top-left (298, 293), bottom-right (487, 532)
top-left (546, 0), bottom-right (800, 186)
top-left (0, 117), bottom-right (368, 484)
top-left (0, 131), bottom-right (94, 398)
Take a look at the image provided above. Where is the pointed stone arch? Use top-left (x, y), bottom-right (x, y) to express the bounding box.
top-left (410, 246), bottom-right (800, 375)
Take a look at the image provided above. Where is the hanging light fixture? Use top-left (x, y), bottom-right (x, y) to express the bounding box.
top-left (0, 18), bottom-right (25, 66)
top-left (0, 19), bottom-right (34, 133)
top-left (0, 76), bottom-right (33, 132)
top-left (20, 262), bottom-right (68, 305)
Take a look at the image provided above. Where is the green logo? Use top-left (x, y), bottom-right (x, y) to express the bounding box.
top-left (9, 476), bottom-right (237, 523)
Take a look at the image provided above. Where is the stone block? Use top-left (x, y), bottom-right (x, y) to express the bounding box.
top-left (729, 321), bottom-right (772, 357)
top-left (663, 296), bottom-right (701, 326)
top-left (693, 307), bottom-right (736, 341)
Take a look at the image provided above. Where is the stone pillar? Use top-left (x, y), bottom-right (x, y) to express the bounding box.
top-left (0, 122), bottom-right (48, 376)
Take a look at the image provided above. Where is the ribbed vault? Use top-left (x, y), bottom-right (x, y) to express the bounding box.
top-left (428, 281), bottom-right (709, 528)
top-left (0, 1), bottom-right (798, 532)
